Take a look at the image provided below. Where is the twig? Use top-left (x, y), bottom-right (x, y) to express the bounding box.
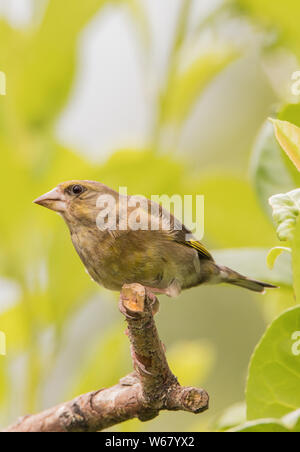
top-left (3, 284), bottom-right (209, 432)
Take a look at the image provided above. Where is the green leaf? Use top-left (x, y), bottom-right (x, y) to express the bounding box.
top-left (217, 402), bottom-right (246, 431)
top-left (270, 119), bottom-right (300, 172)
top-left (277, 108), bottom-right (300, 187)
top-left (251, 121), bottom-right (296, 215)
top-left (229, 419), bottom-right (289, 432)
top-left (279, 104), bottom-right (300, 128)
top-left (229, 409), bottom-right (300, 432)
top-left (267, 247), bottom-right (291, 270)
top-left (269, 189), bottom-right (300, 241)
top-left (246, 306), bottom-right (300, 420)
top-left (282, 408), bottom-right (300, 431)
top-left (292, 218), bottom-right (300, 302)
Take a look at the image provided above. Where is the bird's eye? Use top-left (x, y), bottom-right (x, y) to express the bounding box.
top-left (70, 185), bottom-right (84, 195)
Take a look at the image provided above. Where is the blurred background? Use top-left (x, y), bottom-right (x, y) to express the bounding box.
top-left (0, 0), bottom-right (299, 431)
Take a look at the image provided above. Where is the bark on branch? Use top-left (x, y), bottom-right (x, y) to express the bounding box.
top-left (4, 284), bottom-right (209, 432)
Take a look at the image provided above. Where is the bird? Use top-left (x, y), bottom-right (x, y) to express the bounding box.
top-left (34, 180), bottom-right (276, 297)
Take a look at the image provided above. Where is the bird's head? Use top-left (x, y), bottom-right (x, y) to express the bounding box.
top-left (34, 180), bottom-right (116, 227)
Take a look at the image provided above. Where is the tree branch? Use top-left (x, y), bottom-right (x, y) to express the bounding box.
top-left (3, 284), bottom-right (209, 432)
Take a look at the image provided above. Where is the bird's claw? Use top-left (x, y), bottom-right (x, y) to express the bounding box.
top-left (146, 290), bottom-right (160, 316)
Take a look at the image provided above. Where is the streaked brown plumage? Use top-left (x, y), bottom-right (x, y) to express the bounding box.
top-left (34, 180), bottom-right (276, 297)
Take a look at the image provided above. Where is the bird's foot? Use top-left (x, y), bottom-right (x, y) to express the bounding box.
top-left (144, 280), bottom-right (181, 299)
top-left (145, 289), bottom-right (160, 316)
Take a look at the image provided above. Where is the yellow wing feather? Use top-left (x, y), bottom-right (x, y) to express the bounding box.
top-left (184, 240), bottom-right (212, 259)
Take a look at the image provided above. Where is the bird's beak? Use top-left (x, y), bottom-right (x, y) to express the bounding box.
top-left (33, 187), bottom-right (67, 212)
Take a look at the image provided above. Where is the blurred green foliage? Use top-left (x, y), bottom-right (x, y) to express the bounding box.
top-left (160, 47), bottom-right (238, 125)
top-left (235, 0), bottom-right (300, 58)
top-left (0, 0), bottom-right (300, 433)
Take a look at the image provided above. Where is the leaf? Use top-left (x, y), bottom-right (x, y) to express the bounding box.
top-left (229, 409), bottom-right (300, 432)
top-left (292, 218), bottom-right (300, 302)
top-left (250, 121), bottom-right (296, 215)
top-left (270, 118), bottom-right (300, 172)
top-left (282, 408), bottom-right (300, 431)
top-left (279, 103), bottom-right (300, 128)
top-left (246, 306), bottom-right (300, 420)
top-left (267, 247), bottom-right (291, 270)
top-left (269, 189), bottom-right (300, 241)
top-left (213, 248), bottom-right (292, 287)
top-left (217, 402), bottom-right (246, 431)
top-left (229, 419), bottom-right (290, 432)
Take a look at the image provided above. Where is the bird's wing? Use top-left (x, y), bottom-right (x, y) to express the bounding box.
top-left (170, 227), bottom-right (213, 260)
top-left (181, 238), bottom-right (212, 259)
top-left (125, 195), bottom-right (212, 260)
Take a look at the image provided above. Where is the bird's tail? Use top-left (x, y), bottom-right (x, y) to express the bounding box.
top-left (219, 266), bottom-right (277, 293)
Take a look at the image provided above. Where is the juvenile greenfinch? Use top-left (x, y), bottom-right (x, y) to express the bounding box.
top-left (34, 180), bottom-right (276, 297)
